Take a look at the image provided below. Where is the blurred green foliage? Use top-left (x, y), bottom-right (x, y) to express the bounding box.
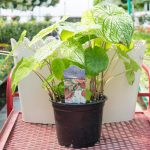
top-left (93, 0), bottom-right (103, 5)
top-left (133, 31), bottom-right (150, 92)
top-left (0, 56), bottom-right (13, 84)
top-left (0, 20), bottom-right (51, 83)
top-left (133, 31), bottom-right (150, 57)
top-left (0, 21), bottom-right (51, 45)
top-left (120, 0), bottom-right (149, 11)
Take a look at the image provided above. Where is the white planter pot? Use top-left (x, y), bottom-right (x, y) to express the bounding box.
top-left (11, 39), bottom-right (145, 124)
top-left (103, 41), bottom-right (146, 123)
top-left (11, 37), bottom-right (55, 124)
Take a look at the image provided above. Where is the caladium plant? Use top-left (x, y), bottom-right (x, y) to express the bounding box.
top-left (10, 2), bottom-right (140, 102)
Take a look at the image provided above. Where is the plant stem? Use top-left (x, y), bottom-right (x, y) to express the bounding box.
top-left (37, 71), bottom-right (57, 99)
top-left (46, 59), bottom-right (56, 86)
top-left (44, 60), bottom-right (52, 74)
top-left (99, 42), bottom-right (106, 95)
top-left (104, 68), bottom-right (135, 88)
top-left (90, 77), bottom-right (97, 100)
top-left (33, 70), bottom-right (60, 102)
top-left (114, 69), bottom-right (132, 77)
top-left (33, 70), bottom-right (54, 100)
top-left (0, 53), bottom-right (11, 56)
top-left (104, 51), bottom-right (117, 77)
top-left (88, 35), bottom-right (92, 48)
top-left (0, 50), bottom-right (10, 54)
top-left (100, 72), bottom-right (104, 95)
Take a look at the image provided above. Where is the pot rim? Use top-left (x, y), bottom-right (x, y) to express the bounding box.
top-left (52, 98), bottom-right (106, 106)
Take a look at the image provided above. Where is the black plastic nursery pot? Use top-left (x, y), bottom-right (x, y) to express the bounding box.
top-left (52, 99), bottom-right (105, 148)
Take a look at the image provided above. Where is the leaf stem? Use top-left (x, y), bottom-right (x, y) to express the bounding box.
top-left (88, 35), bottom-right (92, 48)
top-left (104, 68), bottom-right (135, 88)
top-left (33, 70), bottom-right (54, 100)
top-left (100, 72), bottom-right (104, 95)
top-left (0, 51), bottom-right (10, 54)
top-left (32, 70), bottom-right (60, 101)
top-left (99, 42), bottom-right (106, 95)
top-left (44, 60), bottom-right (52, 74)
top-left (90, 77), bottom-right (97, 100)
top-left (104, 51), bottom-right (117, 77)
top-left (38, 71), bottom-right (57, 98)
top-left (44, 59), bottom-right (55, 86)
top-left (113, 69), bottom-right (133, 77)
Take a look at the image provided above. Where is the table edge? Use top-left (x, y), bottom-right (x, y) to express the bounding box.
top-left (0, 110), bottom-right (20, 150)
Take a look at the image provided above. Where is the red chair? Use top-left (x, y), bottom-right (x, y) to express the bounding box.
top-left (6, 70), bottom-right (19, 117)
top-left (138, 64), bottom-right (150, 109)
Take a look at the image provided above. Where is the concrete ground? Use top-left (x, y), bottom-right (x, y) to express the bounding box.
top-left (0, 97), bottom-right (20, 128)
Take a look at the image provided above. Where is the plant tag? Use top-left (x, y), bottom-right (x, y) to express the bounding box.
top-left (64, 66), bottom-right (86, 104)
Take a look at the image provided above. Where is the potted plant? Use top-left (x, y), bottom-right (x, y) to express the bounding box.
top-left (8, 2), bottom-right (140, 149)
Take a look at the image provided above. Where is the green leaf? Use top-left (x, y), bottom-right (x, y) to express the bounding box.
top-left (125, 69), bottom-right (135, 85)
top-left (4, 30), bottom-right (27, 63)
top-left (116, 48), bottom-right (131, 61)
top-left (59, 22), bottom-right (103, 44)
top-left (30, 16), bottom-right (68, 46)
top-left (116, 48), bottom-right (140, 85)
top-left (130, 59), bottom-right (140, 71)
top-left (59, 22), bottom-right (78, 41)
top-left (81, 10), bottom-right (95, 25)
top-left (62, 58), bottom-right (85, 70)
top-left (125, 59), bottom-right (140, 73)
top-left (61, 58), bottom-right (71, 68)
top-left (53, 82), bottom-right (64, 96)
top-left (34, 38), bottom-right (60, 62)
top-left (116, 49), bottom-right (140, 71)
top-left (92, 38), bottom-right (112, 50)
top-left (124, 59), bottom-right (140, 85)
top-left (85, 46), bottom-right (109, 76)
top-left (59, 22), bottom-right (81, 33)
top-left (116, 41), bottom-right (134, 52)
top-left (42, 74), bottom-right (54, 89)
top-left (12, 57), bottom-right (38, 93)
top-left (51, 58), bottom-right (65, 80)
top-left (77, 35), bottom-right (97, 44)
top-left (93, 2), bottom-right (134, 47)
top-left (51, 57), bottom-right (84, 80)
top-left (46, 74), bottom-right (55, 83)
top-left (60, 29), bottom-right (74, 41)
top-left (85, 88), bottom-right (92, 102)
top-left (75, 24), bottom-right (103, 43)
top-left (57, 38), bottom-right (85, 65)
top-left (39, 60), bottom-right (47, 69)
top-left (18, 30), bottom-right (27, 43)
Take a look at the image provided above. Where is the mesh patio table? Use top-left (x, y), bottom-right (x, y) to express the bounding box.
top-left (1, 63), bottom-right (150, 149)
top-left (0, 110), bottom-right (150, 150)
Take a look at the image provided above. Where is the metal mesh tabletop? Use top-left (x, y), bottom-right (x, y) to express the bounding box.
top-left (2, 112), bottom-right (150, 150)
